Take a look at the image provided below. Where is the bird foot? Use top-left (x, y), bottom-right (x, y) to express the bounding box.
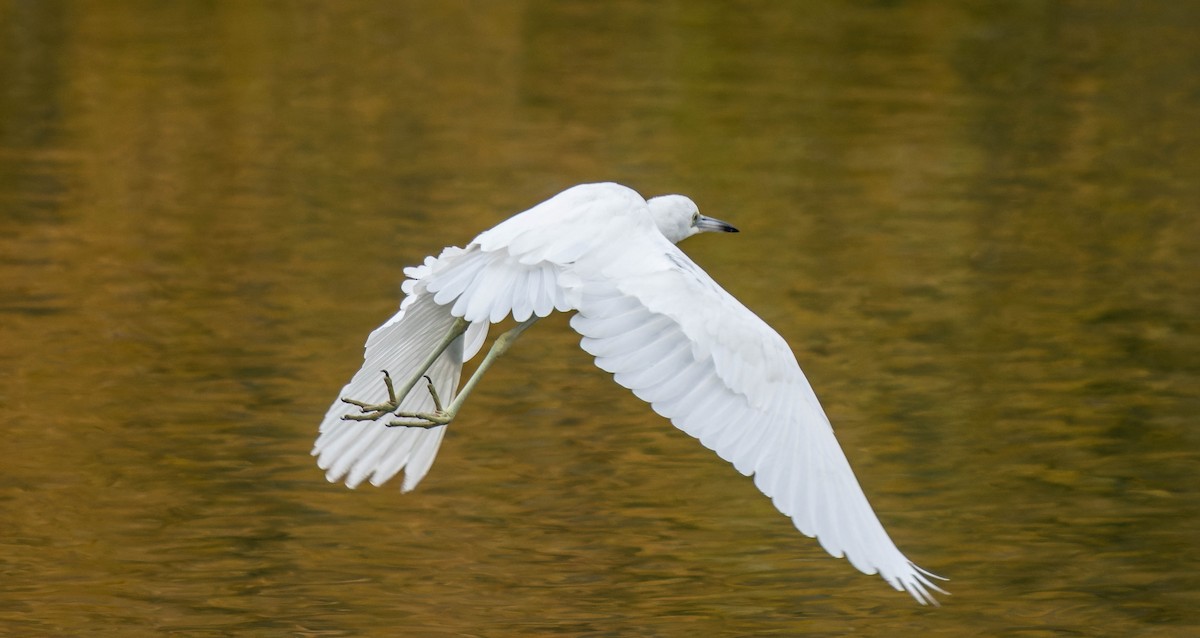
top-left (340, 371), bottom-right (453, 429)
top-left (340, 370), bottom-right (402, 420)
top-left (384, 412), bottom-right (452, 429)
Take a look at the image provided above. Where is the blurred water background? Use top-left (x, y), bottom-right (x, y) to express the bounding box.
top-left (1, 1), bottom-right (1198, 635)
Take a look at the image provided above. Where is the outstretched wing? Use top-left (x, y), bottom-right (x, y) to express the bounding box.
top-left (567, 237), bottom-right (946, 605)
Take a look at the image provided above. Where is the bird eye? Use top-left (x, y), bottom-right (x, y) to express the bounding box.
top-left (691, 212), bottom-right (699, 224)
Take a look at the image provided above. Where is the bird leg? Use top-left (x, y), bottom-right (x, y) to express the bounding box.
top-left (340, 316), bottom-right (469, 424)
top-left (381, 316), bottom-right (540, 428)
top-left (403, 316), bottom-right (540, 426)
top-left (340, 314), bottom-right (542, 429)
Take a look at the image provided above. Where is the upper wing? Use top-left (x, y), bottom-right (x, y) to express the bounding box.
top-left (567, 238), bottom-right (945, 605)
top-left (422, 182), bottom-right (654, 324)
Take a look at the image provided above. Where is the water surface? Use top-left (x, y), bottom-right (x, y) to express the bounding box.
top-left (2, 2), bottom-right (1198, 636)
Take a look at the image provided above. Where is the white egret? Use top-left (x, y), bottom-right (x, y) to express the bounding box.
top-left (314, 182), bottom-right (945, 604)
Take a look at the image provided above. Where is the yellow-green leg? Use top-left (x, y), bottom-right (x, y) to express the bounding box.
top-left (341, 316), bottom-right (469, 423)
top-left (342, 315), bottom-right (540, 429)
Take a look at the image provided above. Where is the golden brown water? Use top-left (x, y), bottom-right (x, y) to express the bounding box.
top-left (2, 2), bottom-right (1198, 636)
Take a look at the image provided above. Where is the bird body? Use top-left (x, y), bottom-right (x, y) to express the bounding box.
top-left (314, 182), bottom-right (944, 604)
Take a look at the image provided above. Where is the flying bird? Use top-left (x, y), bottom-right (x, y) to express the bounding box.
top-left (313, 182), bottom-right (945, 604)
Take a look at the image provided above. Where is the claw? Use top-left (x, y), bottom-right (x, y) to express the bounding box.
top-left (422, 375), bottom-right (445, 412)
top-left (381, 370), bottom-right (397, 403)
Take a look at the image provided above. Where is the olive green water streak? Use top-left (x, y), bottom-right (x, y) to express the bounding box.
top-left (2, 2), bottom-right (1198, 636)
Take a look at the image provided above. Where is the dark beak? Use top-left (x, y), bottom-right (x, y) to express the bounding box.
top-left (695, 215), bottom-right (739, 233)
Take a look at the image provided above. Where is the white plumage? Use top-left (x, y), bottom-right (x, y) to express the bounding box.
top-left (313, 182), bottom-right (945, 604)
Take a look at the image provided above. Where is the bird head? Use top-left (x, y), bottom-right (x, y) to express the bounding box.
top-left (647, 194), bottom-right (739, 244)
